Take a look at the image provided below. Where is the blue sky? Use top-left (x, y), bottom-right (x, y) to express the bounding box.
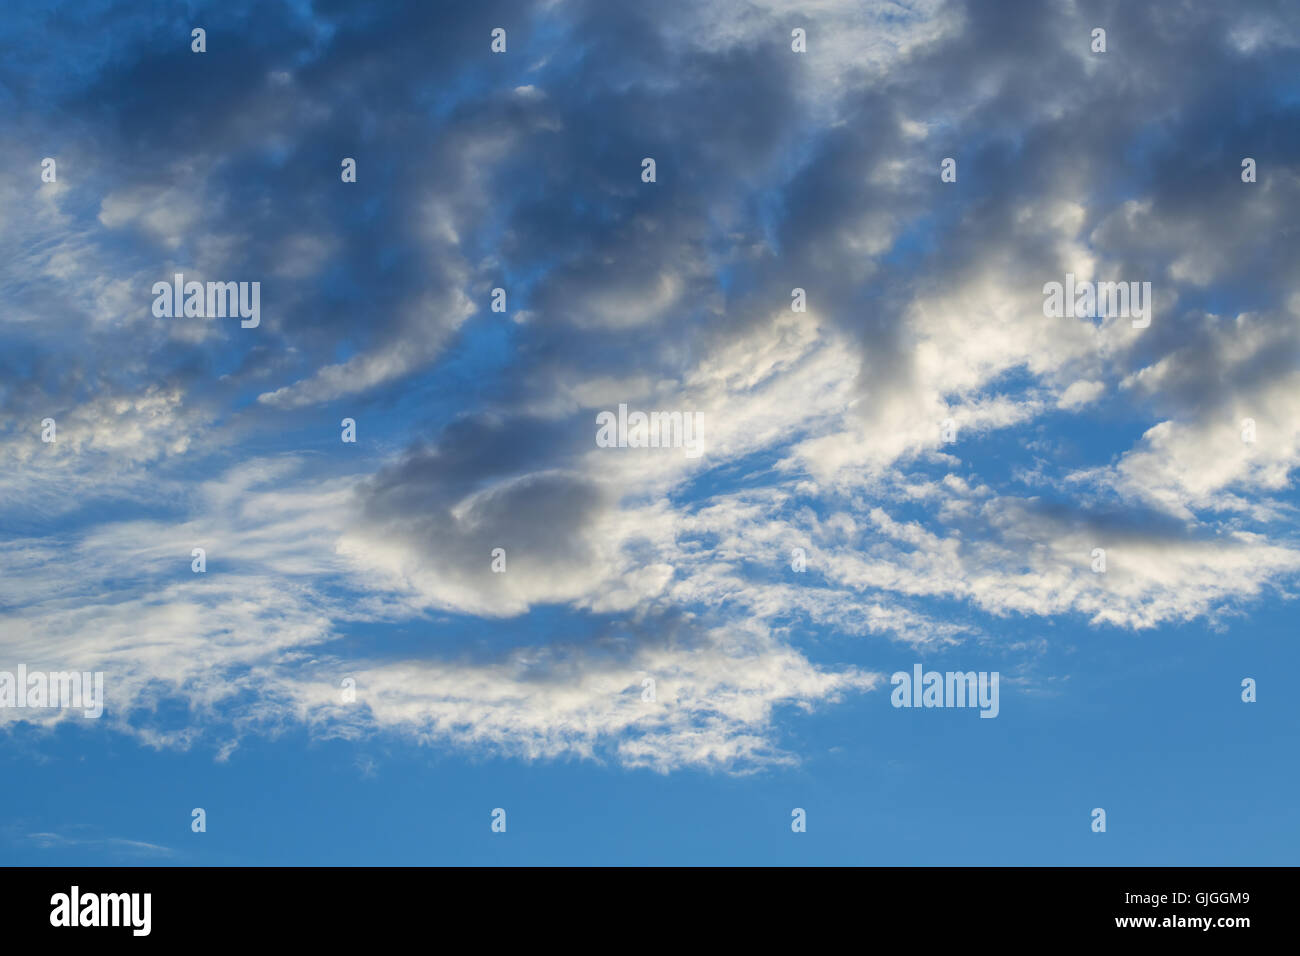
top-left (2, 0), bottom-right (1299, 866)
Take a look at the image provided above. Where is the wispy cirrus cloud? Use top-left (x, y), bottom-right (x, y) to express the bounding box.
top-left (1, 0), bottom-right (1299, 773)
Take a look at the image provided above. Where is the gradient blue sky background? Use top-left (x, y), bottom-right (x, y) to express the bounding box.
top-left (2, 0), bottom-right (1298, 865)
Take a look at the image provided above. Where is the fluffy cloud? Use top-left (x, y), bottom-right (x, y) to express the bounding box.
top-left (3, 0), bottom-right (1300, 771)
